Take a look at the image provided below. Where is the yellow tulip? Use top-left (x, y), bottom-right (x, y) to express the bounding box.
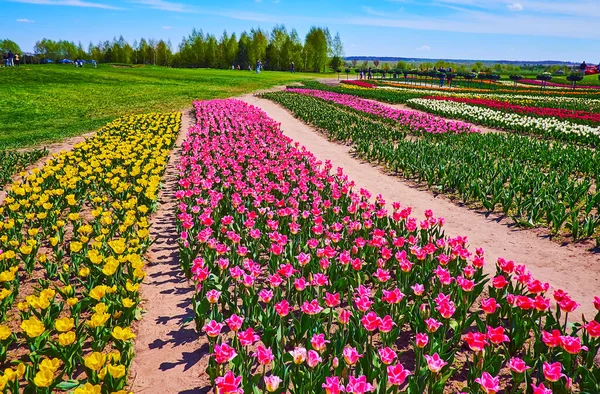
top-left (122, 298), bottom-right (135, 308)
top-left (0, 289), bottom-right (12, 301)
top-left (107, 364), bottom-right (126, 379)
top-left (87, 312), bottom-right (110, 328)
top-left (33, 368), bottom-right (54, 387)
top-left (108, 238), bottom-right (126, 255)
top-left (39, 358), bottom-right (61, 372)
top-left (70, 241), bottom-right (83, 253)
top-left (89, 285), bottom-right (107, 301)
top-left (83, 352), bottom-right (107, 372)
top-left (111, 326), bottom-right (136, 341)
top-left (67, 297), bottom-right (79, 306)
top-left (20, 316), bottom-right (45, 338)
top-left (54, 317), bottom-right (74, 332)
top-left (79, 267), bottom-right (90, 277)
top-left (74, 383), bottom-right (102, 394)
top-left (0, 325), bottom-right (11, 340)
top-left (58, 331), bottom-right (76, 346)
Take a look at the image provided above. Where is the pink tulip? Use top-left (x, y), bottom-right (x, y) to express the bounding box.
top-left (254, 345), bottom-right (274, 365)
top-left (307, 350), bottom-right (322, 368)
top-left (289, 347), bottom-right (307, 364)
top-left (342, 346), bottom-right (363, 365)
top-left (311, 333), bottom-right (330, 353)
top-left (202, 320), bottom-right (224, 338)
top-left (225, 314), bottom-right (244, 332)
top-left (387, 363), bottom-right (411, 385)
top-left (475, 372), bottom-right (500, 394)
top-left (213, 343), bottom-right (237, 364)
top-left (264, 375), bottom-right (282, 392)
top-left (322, 376), bottom-right (345, 394)
top-left (215, 370), bottom-right (243, 394)
top-left (507, 357), bottom-right (530, 374)
top-left (543, 361), bottom-right (563, 382)
top-left (424, 353), bottom-right (448, 373)
top-left (377, 347), bottom-right (397, 365)
top-left (531, 383), bottom-right (553, 394)
top-left (346, 375), bottom-right (374, 394)
top-left (416, 333), bottom-right (429, 348)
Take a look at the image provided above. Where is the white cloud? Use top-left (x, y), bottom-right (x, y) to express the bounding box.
top-left (507, 2), bottom-right (523, 11)
top-left (131, 0), bottom-right (196, 12)
top-left (9, 0), bottom-right (123, 9)
top-left (16, 18), bottom-right (35, 22)
top-left (162, 25), bottom-right (172, 29)
top-left (417, 44), bottom-right (431, 51)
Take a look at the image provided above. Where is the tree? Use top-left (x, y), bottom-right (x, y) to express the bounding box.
top-left (304, 27), bottom-right (329, 72)
top-left (373, 59), bottom-right (380, 68)
top-left (0, 39), bottom-right (22, 54)
top-left (248, 28), bottom-right (268, 67)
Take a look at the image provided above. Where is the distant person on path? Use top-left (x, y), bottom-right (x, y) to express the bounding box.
top-left (14, 53), bottom-right (20, 67)
top-left (368, 67), bottom-right (372, 80)
top-left (7, 50), bottom-right (14, 67)
top-left (447, 67), bottom-right (453, 86)
top-left (580, 61), bottom-right (587, 76)
top-left (2, 53), bottom-right (7, 67)
top-left (291, 62), bottom-right (295, 73)
top-left (439, 67), bottom-right (446, 87)
top-left (92, 59), bottom-right (97, 68)
top-left (256, 60), bottom-right (262, 74)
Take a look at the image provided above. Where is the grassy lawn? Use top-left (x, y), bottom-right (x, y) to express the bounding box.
top-left (0, 64), bottom-right (323, 149)
top-left (548, 73), bottom-right (600, 86)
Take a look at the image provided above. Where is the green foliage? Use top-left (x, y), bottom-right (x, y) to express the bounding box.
top-left (0, 39), bottom-right (21, 55)
top-left (0, 65), bottom-right (321, 149)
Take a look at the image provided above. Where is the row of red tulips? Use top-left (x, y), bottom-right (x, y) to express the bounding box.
top-left (175, 99), bottom-right (600, 394)
top-left (423, 96), bottom-right (600, 125)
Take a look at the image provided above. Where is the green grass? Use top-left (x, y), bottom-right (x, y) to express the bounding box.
top-left (551, 73), bottom-right (600, 86)
top-left (0, 64), bottom-right (323, 149)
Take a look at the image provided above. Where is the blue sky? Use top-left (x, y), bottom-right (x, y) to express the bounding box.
top-left (2, 0), bottom-right (599, 62)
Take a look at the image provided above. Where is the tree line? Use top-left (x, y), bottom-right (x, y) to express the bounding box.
top-left (4, 25), bottom-right (345, 72)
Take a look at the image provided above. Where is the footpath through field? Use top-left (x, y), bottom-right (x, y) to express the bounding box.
top-left (239, 93), bottom-right (600, 320)
top-left (130, 110), bottom-right (208, 393)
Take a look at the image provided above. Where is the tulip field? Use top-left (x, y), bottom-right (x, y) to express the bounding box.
top-left (0, 113), bottom-right (180, 392)
top-left (168, 97), bottom-right (600, 394)
top-left (1, 72), bottom-right (600, 394)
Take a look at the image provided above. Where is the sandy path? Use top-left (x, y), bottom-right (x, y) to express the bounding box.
top-left (239, 94), bottom-right (600, 320)
top-left (0, 132), bottom-right (95, 204)
top-left (130, 110), bottom-right (209, 394)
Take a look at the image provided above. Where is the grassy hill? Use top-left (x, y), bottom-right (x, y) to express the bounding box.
top-left (0, 64), bottom-right (322, 149)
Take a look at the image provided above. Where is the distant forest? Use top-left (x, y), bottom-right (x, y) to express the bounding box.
top-left (0, 25), bottom-right (345, 72)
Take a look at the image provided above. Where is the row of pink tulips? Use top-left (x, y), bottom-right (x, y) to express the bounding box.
top-left (175, 98), bottom-right (600, 394)
top-left (423, 96), bottom-right (600, 125)
top-left (286, 88), bottom-right (480, 134)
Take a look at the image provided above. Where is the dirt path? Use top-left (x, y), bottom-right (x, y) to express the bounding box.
top-left (239, 94), bottom-right (600, 320)
top-left (0, 132), bottom-right (95, 204)
top-left (130, 110), bottom-right (209, 394)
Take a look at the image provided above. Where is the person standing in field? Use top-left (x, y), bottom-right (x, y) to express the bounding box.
top-left (7, 50), bottom-right (14, 67)
top-left (580, 61), bottom-right (587, 76)
top-left (2, 53), bottom-right (7, 67)
top-left (14, 53), bottom-right (20, 67)
top-left (291, 62), bottom-right (295, 73)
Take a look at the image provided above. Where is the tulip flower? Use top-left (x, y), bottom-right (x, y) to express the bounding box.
top-left (475, 372), bottom-right (500, 394)
top-left (424, 353), bottom-right (448, 373)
